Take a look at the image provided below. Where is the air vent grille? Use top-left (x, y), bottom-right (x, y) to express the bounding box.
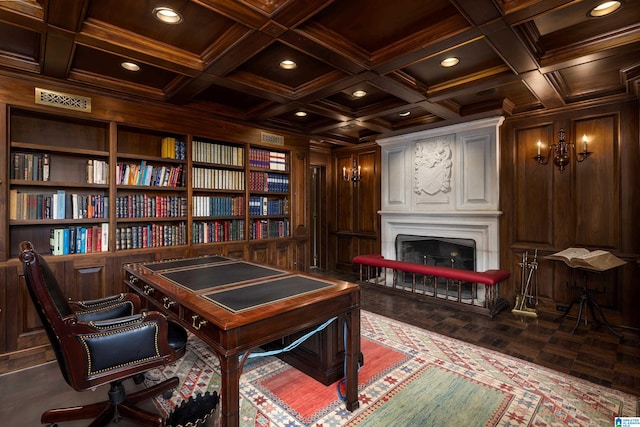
top-left (260, 132), bottom-right (284, 145)
top-left (35, 88), bottom-right (92, 113)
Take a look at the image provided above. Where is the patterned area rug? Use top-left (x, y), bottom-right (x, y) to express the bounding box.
top-left (148, 311), bottom-right (638, 426)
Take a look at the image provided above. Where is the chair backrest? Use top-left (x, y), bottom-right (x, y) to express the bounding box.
top-left (19, 241), bottom-right (75, 385)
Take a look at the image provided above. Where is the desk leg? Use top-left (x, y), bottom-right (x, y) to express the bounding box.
top-left (219, 353), bottom-right (241, 427)
top-left (346, 308), bottom-right (361, 412)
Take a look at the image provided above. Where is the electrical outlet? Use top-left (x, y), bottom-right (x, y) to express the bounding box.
top-left (556, 304), bottom-right (569, 312)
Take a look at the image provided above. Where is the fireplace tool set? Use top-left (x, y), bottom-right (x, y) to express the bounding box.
top-left (512, 250), bottom-right (539, 317)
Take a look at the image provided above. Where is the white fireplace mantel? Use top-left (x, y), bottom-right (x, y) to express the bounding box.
top-left (377, 116), bottom-right (504, 271)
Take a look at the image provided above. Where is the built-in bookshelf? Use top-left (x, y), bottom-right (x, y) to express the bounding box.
top-left (192, 137), bottom-right (247, 244)
top-left (116, 126), bottom-right (188, 250)
top-left (248, 147), bottom-right (290, 240)
top-left (8, 108), bottom-right (110, 258)
top-left (6, 108), bottom-right (294, 258)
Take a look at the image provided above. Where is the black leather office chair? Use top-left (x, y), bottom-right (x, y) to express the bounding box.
top-left (19, 241), bottom-right (188, 427)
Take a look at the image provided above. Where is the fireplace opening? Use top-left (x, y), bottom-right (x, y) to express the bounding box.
top-left (395, 234), bottom-right (477, 300)
top-left (396, 234), bottom-right (476, 270)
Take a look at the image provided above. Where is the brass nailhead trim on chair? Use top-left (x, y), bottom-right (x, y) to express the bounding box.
top-left (79, 323), bottom-right (161, 376)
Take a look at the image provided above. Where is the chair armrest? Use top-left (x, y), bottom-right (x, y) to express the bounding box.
top-left (88, 313), bottom-right (145, 329)
top-left (72, 293), bottom-right (141, 322)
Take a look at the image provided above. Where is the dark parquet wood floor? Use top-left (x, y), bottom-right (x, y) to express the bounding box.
top-left (323, 270), bottom-right (640, 398)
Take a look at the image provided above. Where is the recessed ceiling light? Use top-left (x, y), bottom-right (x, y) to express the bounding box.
top-left (399, 111), bottom-right (411, 117)
top-left (153, 7), bottom-right (183, 24)
top-left (121, 61), bottom-right (140, 72)
top-left (588, 1), bottom-right (622, 17)
top-left (279, 60), bottom-right (297, 70)
top-left (352, 90), bottom-right (367, 98)
top-left (295, 111), bottom-right (307, 117)
top-left (440, 57), bottom-right (459, 67)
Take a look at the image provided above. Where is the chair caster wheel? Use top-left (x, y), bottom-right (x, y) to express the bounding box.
top-left (133, 373), bottom-right (146, 384)
top-left (163, 389), bottom-right (174, 399)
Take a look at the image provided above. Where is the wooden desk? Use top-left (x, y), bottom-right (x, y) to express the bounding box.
top-left (122, 256), bottom-right (360, 427)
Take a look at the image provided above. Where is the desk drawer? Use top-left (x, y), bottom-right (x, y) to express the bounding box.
top-left (182, 306), bottom-right (216, 337)
top-left (125, 274), bottom-right (181, 317)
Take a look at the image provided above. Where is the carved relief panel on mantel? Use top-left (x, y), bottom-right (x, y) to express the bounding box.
top-left (414, 135), bottom-right (453, 204)
top-left (379, 116), bottom-right (504, 213)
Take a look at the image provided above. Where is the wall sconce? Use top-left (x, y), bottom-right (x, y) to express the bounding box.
top-left (533, 128), bottom-right (592, 173)
top-left (342, 159), bottom-right (361, 183)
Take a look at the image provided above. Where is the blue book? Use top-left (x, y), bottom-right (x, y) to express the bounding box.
top-left (62, 228), bottom-right (70, 255)
top-left (78, 227), bottom-right (87, 254)
top-left (56, 190), bottom-right (65, 219)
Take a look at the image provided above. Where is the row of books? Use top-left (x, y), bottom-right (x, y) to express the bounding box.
top-left (193, 195), bottom-right (245, 217)
top-left (86, 159), bottom-right (109, 184)
top-left (192, 140), bottom-right (244, 166)
top-left (249, 219), bottom-right (290, 240)
top-left (248, 148), bottom-right (287, 171)
top-left (9, 189), bottom-right (108, 220)
top-left (116, 161), bottom-right (184, 187)
top-left (249, 171), bottom-right (289, 192)
top-left (50, 224), bottom-right (109, 255)
top-left (249, 196), bottom-right (288, 216)
top-left (161, 137), bottom-right (187, 160)
top-left (115, 223), bottom-right (186, 250)
top-left (11, 152), bottom-right (49, 181)
top-left (116, 195), bottom-right (187, 219)
top-left (192, 220), bottom-right (245, 243)
top-left (192, 167), bottom-right (245, 190)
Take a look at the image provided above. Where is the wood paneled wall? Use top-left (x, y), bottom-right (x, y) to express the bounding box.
top-left (500, 100), bottom-right (640, 328)
top-left (330, 144), bottom-right (381, 271)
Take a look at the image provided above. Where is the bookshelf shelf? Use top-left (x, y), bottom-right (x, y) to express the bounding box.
top-left (10, 218), bottom-right (108, 226)
top-left (116, 153), bottom-right (186, 164)
top-left (193, 215), bottom-right (245, 221)
top-left (115, 217), bottom-right (188, 223)
top-left (11, 142), bottom-right (109, 157)
top-left (10, 180), bottom-right (109, 189)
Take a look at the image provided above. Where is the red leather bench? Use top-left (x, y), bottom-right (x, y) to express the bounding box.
top-left (352, 254), bottom-right (510, 317)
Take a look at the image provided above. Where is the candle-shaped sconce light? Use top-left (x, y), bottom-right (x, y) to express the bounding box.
top-left (342, 159), bottom-right (361, 183)
top-left (534, 140), bottom-right (546, 164)
top-left (534, 129), bottom-right (593, 171)
top-left (576, 133), bottom-right (592, 163)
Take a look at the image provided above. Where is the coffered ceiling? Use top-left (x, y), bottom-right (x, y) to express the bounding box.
top-left (1, 0), bottom-right (639, 145)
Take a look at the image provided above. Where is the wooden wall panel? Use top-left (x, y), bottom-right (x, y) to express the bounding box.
top-left (335, 235), bottom-right (353, 269)
top-left (0, 103), bottom-right (6, 261)
top-left (355, 150), bottom-right (378, 234)
top-left (573, 116), bottom-right (618, 248)
top-left (248, 242), bottom-right (270, 265)
top-left (273, 241), bottom-right (292, 269)
top-left (0, 267), bottom-right (5, 353)
top-left (291, 149), bottom-right (309, 238)
top-left (67, 257), bottom-right (111, 302)
top-left (335, 155), bottom-right (354, 232)
top-left (514, 124), bottom-right (554, 245)
top-left (330, 145), bottom-right (381, 271)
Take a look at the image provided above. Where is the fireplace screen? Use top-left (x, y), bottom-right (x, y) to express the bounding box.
top-left (395, 234), bottom-right (476, 299)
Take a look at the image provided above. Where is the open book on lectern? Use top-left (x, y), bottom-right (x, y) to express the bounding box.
top-left (545, 247), bottom-right (626, 272)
